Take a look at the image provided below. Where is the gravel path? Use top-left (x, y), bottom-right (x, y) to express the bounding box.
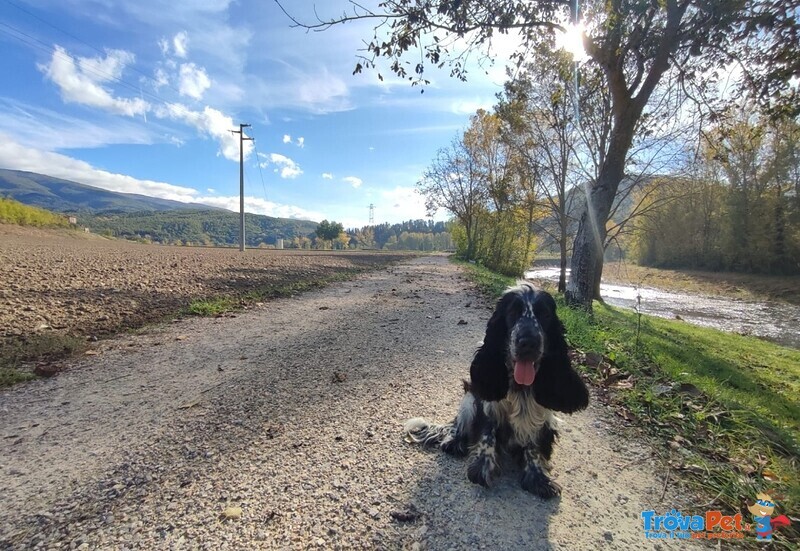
top-left (0, 255), bottom-right (691, 550)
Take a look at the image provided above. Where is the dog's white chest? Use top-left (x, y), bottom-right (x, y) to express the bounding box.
top-left (502, 391), bottom-right (552, 446)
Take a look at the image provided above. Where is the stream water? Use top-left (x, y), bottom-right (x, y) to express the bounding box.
top-left (524, 267), bottom-right (800, 349)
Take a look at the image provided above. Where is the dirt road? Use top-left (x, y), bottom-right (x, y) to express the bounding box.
top-left (0, 255), bottom-right (690, 549)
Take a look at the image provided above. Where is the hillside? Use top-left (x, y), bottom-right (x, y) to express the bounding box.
top-left (82, 210), bottom-right (318, 247)
top-left (0, 169), bottom-right (319, 246)
top-left (0, 169), bottom-right (218, 213)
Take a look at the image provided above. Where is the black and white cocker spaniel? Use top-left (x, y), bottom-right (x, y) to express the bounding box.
top-left (405, 282), bottom-right (589, 498)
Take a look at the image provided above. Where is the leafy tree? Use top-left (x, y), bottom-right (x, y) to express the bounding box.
top-left (278, 0), bottom-right (799, 308)
top-left (631, 112), bottom-right (800, 275)
top-left (418, 136), bottom-right (486, 260)
top-left (497, 52), bottom-right (578, 291)
top-left (315, 219), bottom-right (345, 249)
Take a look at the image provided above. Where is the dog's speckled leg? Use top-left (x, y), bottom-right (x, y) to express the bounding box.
top-left (521, 446), bottom-right (561, 499)
top-left (467, 419), bottom-right (499, 487)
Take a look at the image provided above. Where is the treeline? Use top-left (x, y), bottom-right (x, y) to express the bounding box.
top-left (632, 115), bottom-right (800, 275)
top-left (346, 220), bottom-right (452, 251)
top-left (70, 210), bottom-right (454, 252)
top-left (80, 210), bottom-right (318, 247)
top-left (0, 197), bottom-right (70, 228)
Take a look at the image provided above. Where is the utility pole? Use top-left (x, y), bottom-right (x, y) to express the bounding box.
top-left (231, 123), bottom-right (253, 252)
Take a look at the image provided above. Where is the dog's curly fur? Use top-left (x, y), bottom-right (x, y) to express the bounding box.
top-left (405, 282), bottom-right (589, 498)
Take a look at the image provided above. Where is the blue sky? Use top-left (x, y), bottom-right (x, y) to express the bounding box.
top-left (0, 0), bottom-right (517, 227)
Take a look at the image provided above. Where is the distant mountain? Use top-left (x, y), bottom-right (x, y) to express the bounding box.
top-left (0, 169), bottom-right (319, 246)
top-left (0, 169), bottom-right (218, 213)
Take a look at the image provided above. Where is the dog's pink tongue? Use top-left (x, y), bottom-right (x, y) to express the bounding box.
top-left (514, 360), bottom-right (536, 386)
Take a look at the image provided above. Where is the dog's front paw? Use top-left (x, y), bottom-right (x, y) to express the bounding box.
top-left (521, 469), bottom-right (562, 499)
top-left (441, 436), bottom-right (468, 457)
top-left (467, 453), bottom-right (499, 487)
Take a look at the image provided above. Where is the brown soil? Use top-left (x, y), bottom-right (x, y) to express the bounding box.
top-left (0, 224), bottom-right (409, 366)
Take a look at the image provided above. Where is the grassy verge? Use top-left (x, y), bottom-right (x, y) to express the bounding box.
top-left (458, 259), bottom-right (799, 546)
top-left (185, 268), bottom-right (369, 317)
top-left (0, 334), bottom-right (87, 388)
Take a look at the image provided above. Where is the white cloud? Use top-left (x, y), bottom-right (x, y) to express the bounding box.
top-left (178, 63), bottom-right (211, 100)
top-left (154, 67), bottom-right (170, 89)
top-left (259, 153), bottom-right (302, 179)
top-left (0, 133), bottom-right (197, 201)
top-left (322, 173), bottom-right (333, 180)
top-left (155, 102), bottom-right (251, 161)
top-left (0, 133), bottom-right (318, 219)
top-left (158, 38), bottom-right (170, 56)
top-left (39, 46), bottom-right (148, 117)
top-left (207, 187), bottom-right (216, 193)
top-left (195, 195), bottom-right (322, 221)
top-left (77, 48), bottom-right (134, 81)
top-left (0, 98), bottom-right (157, 150)
top-left (342, 176), bottom-right (362, 189)
top-left (282, 134), bottom-right (305, 147)
top-left (379, 186), bottom-right (442, 221)
top-left (450, 98), bottom-right (494, 115)
top-left (173, 31), bottom-right (189, 58)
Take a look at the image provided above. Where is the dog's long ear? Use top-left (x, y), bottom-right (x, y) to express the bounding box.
top-left (533, 305), bottom-right (589, 413)
top-left (469, 293), bottom-right (513, 402)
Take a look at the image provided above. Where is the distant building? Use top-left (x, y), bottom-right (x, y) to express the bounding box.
top-left (276, 238), bottom-right (284, 250)
top-left (68, 216), bottom-right (77, 225)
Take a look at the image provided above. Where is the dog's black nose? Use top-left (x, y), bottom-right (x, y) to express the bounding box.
top-left (517, 334), bottom-right (542, 353)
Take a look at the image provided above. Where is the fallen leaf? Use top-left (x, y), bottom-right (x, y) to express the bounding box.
top-left (585, 351), bottom-right (603, 367)
top-left (762, 469), bottom-right (780, 482)
top-left (677, 383), bottom-right (702, 396)
top-left (84, 350), bottom-right (99, 356)
top-left (618, 409), bottom-right (637, 422)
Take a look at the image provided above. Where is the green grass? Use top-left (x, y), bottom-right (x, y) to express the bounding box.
top-left (0, 367), bottom-right (38, 387)
top-left (185, 268), bottom-right (368, 317)
top-left (0, 334), bottom-right (87, 388)
top-left (0, 197), bottom-right (70, 227)
top-left (454, 259), bottom-right (517, 297)
top-left (458, 258), bottom-right (799, 545)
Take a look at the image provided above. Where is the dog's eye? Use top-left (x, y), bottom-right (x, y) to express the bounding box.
top-left (533, 301), bottom-right (554, 324)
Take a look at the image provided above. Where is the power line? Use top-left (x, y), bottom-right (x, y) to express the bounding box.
top-left (252, 140), bottom-right (270, 203)
top-left (1, 0), bottom-right (186, 97)
top-left (0, 20), bottom-right (202, 123)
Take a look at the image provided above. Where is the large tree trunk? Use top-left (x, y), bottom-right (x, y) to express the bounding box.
top-left (592, 252), bottom-right (603, 303)
top-left (558, 221), bottom-right (567, 293)
top-left (566, 122), bottom-right (635, 309)
top-left (565, 183), bottom-right (615, 309)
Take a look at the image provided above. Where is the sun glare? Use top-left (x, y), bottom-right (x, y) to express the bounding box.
top-left (556, 22), bottom-right (588, 61)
